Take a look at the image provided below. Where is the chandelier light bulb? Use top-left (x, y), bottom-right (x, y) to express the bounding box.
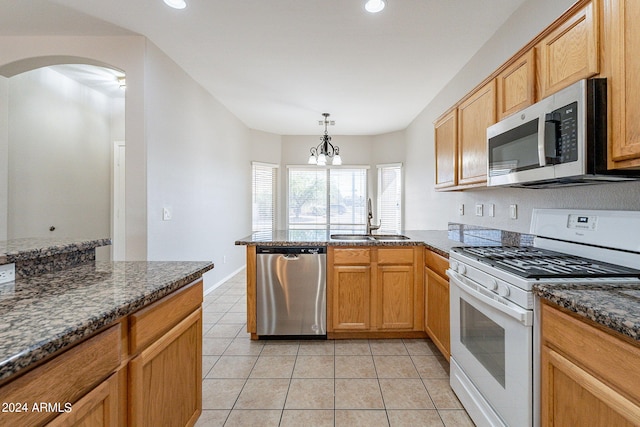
top-left (365, 0), bottom-right (386, 13)
top-left (332, 154), bottom-right (342, 166)
top-left (163, 0), bottom-right (186, 10)
top-left (317, 153), bottom-right (327, 166)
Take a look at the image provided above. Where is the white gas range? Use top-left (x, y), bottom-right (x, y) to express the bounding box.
top-left (447, 209), bottom-right (640, 427)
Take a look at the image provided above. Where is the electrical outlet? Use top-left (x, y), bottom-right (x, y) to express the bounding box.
top-left (488, 204), bottom-right (495, 217)
top-left (162, 207), bottom-right (172, 221)
top-left (223, 256), bottom-right (227, 264)
top-left (459, 204), bottom-right (464, 216)
top-left (510, 204), bottom-right (518, 220)
top-left (475, 204), bottom-right (483, 217)
top-left (0, 263), bottom-right (15, 285)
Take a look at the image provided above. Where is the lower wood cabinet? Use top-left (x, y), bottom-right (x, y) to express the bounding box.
top-left (328, 246), bottom-right (424, 337)
top-left (0, 279), bottom-right (204, 427)
top-left (424, 249), bottom-right (450, 360)
top-left (540, 302), bottom-right (640, 426)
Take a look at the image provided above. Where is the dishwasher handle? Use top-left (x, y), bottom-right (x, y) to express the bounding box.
top-left (256, 246), bottom-right (326, 255)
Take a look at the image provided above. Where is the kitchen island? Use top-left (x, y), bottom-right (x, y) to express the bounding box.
top-left (0, 238), bottom-right (213, 426)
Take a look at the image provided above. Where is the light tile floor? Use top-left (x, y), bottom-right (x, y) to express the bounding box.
top-left (196, 270), bottom-right (475, 427)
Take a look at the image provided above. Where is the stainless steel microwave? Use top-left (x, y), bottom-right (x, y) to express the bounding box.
top-left (487, 78), bottom-right (640, 188)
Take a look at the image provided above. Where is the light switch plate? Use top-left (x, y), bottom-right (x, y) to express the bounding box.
top-left (475, 204), bottom-right (483, 216)
top-left (509, 204), bottom-right (518, 220)
top-left (488, 204), bottom-right (495, 217)
top-left (162, 207), bottom-right (172, 221)
top-left (459, 204), bottom-right (464, 216)
top-left (0, 263), bottom-right (15, 285)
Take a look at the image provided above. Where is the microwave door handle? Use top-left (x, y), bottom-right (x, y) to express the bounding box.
top-left (537, 114), bottom-right (547, 167)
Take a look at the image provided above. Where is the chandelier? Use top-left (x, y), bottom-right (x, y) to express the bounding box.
top-left (308, 113), bottom-right (342, 166)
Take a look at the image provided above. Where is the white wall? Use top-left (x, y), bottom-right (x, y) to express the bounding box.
top-left (143, 41), bottom-right (253, 291)
top-left (0, 77), bottom-right (7, 241)
top-left (0, 35), bottom-right (148, 259)
top-left (405, 0), bottom-right (640, 233)
top-left (7, 68), bottom-right (112, 255)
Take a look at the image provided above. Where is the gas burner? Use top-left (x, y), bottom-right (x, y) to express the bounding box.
top-left (452, 246), bottom-right (640, 279)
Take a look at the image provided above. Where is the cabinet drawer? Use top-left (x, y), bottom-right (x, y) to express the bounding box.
top-left (130, 279), bottom-right (203, 354)
top-left (542, 303), bottom-right (640, 404)
top-left (332, 248), bottom-right (371, 264)
top-left (0, 324), bottom-right (121, 427)
top-left (378, 248), bottom-right (414, 265)
top-left (425, 250), bottom-right (449, 279)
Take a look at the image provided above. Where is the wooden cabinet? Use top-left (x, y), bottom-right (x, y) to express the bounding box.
top-left (537, 0), bottom-right (599, 99)
top-left (434, 109), bottom-right (457, 189)
top-left (604, 0), bottom-right (640, 168)
top-left (540, 302), bottom-right (640, 426)
top-left (328, 246), bottom-right (424, 337)
top-left (128, 280), bottom-right (203, 427)
top-left (377, 248), bottom-right (416, 330)
top-left (457, 80), bottom-right (496, 186)
top-left (46, 374), bottom-right (119, 427)
top-left (0, 280), bottom-right (203, 427)
top-left (424, 250), bottom-right (450, 360)
top-left (496, 49), bottom-right (536, 119)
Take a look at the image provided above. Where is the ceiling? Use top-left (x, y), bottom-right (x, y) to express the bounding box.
top-left (0, 0), bottom-right (527, 135)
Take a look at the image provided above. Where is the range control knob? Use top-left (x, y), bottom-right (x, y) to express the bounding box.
top-left (498, 284), bottom-right (510, 297)
top-left (487, 279), bottom-right (498, 291)
top-left (450, 261), bottom-right (458, 272)
top-left (457, 264), bottom-right (467, 274)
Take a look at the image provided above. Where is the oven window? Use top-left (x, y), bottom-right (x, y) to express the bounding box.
top-left (460, 299), bottom-right (506, 387)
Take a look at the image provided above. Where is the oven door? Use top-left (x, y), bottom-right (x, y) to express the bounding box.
top-left (448, 270), bottom-right (533, 427)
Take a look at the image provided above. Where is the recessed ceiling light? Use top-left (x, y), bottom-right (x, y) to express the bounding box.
top-left (365, 0), bottom-right (386, 13)
top-left (163, 0), bottom-right (186, 10)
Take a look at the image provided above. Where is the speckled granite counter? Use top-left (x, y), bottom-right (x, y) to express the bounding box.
top-left (0, 260), bottom-right (213, 382)
top-left (534, 283), bottom-right (640, 342)
top-left (236, 225), bottom-right (534, 259)
top-left (0, 237), bottom-right (112, 278)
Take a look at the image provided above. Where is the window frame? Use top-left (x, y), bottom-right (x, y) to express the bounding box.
top-left (376, 162), bottom-right (403, 233)
top-left (286, 165), bottom-right (370, 230)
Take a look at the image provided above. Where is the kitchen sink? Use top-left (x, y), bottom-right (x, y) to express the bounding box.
top-left (330, 234), bottom-right (373, 240)
top-left (370, 234), bottom-right (410, 240)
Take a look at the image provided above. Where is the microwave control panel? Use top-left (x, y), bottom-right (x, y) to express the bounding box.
top-left (546, 101), bottom-right (578, 164)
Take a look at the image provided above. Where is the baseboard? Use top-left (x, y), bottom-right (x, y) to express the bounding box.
top-left (203, 265), bottom-right (246, 295)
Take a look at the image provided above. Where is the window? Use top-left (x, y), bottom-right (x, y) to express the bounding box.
top-left (252, 162), bottom-right (277, 232)
top-left (377, 163), bottom-right (402, 233)
top-left (288, 167), bottom-right (368, 229)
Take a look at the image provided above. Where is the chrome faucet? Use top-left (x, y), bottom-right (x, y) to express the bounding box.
top-left (366, 198), bottom-right (380, 235)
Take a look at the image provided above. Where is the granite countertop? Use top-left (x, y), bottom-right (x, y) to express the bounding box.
top-left (534, 283), bottom-right (640, 342)
top-left (235, 229), bottom-right (460, 257)
top-left (0, 237), bottom-right (111, 265)
top-left (0, 260), bottom-right (213, 382)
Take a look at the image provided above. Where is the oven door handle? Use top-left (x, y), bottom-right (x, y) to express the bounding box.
top-left (447, 270), bottom-right (533, 326)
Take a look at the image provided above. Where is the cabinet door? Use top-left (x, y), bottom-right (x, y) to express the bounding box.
top-left (605, 0), bottom-right (640, 166)
top-left (497, 49), bottom-right (536, 120)
top-left (434, 109), bottom-right (457, 189)
top-left (537, 0), bottom-right (599, 99)
top-left (541, 347), bottom-right (640, 426)
top-left (457, 80), bottom-right (496, 186)
top-left (129, 309), bottom-right (202, 427)
top-left (424, 267), bottom-right (450, 360)
top-left (46, 374), bottom-right (118, 427)
top-left (377, 265), bottom-right (414, 330)
top-left (331, 265), bottom-right (371, 331)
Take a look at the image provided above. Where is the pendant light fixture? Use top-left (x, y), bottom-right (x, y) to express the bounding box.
top-left (365, 0), bottom-right (386, 13)
top-left (308, 113), bottom-right (342, 166)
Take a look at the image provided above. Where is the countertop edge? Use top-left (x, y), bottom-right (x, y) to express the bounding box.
top-left (0, 262), bottom-right (213, 383)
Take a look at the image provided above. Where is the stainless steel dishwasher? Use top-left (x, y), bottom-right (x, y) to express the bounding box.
top-left (256, 246), bottom-right (326, 337)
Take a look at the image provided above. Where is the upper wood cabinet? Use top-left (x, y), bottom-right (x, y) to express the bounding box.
top-left (434, 109), bottom-right (457, 189)
top-left (496, 49), bottom-right (536, 120)
top-left (604, 0), bottom-right (640, 167)
top-left (537, 0), bottom-right (599, 99)
top-left (457, 80), bottom-right (496, 186)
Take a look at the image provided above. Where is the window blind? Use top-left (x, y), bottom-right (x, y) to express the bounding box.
top-left (377, 163), bottom-right (402, 233)
top-left (252, 163), bottom-right (277, 232)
